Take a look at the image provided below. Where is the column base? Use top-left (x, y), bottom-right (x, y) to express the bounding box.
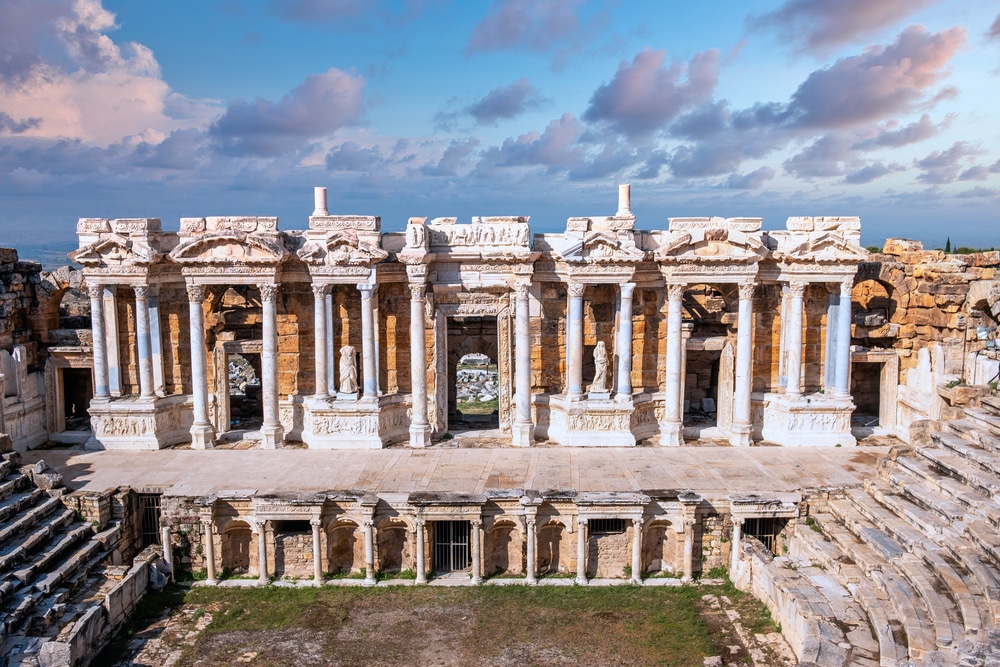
top-left (729, 422), bottom-right (752, 447)
top-left (260, 424), bottom-right (285, 449)
top-left (190, 423), bottom-right (216, 449)
top-left (575, 576), bottom-right (589, 585)
top-left (362, 577), bottom-right (377, 587)
top-left (525, 575), bottom-right (538, 585)
top-left (415, 574), bottom-right (427, 585)
top-left (511, 421), bottom-right (535, 447)
top-left (409, 423), bottom-right (431, 448)
top-left (659, 420), bottom-right (684, 447)
top-left (631, 576), bottom-right (643, 585)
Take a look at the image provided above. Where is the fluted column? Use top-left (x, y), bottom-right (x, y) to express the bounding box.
top-left (134, 285), bottom-right (155, 399)
top-left (730, 281), bottom-right (755, 447)
top-left (202, 518), bottom-right (217, 585)
top-left (88, 285), bottom-right (110, 400)
top-left (409, 283), bottom-right (431, 447)
top-left (525, 516), bottom-right (537, 584)
top-left (187, 284), bottom-right (214, 448)
top-left (575, 517), bottom-right (588, 585)
top-left (415, 519), bottom-right (427, 584)
top-left (566, 283), bottom-right (585, 398)
top-left (836, 279), bottom-right (853, 398)
top-left (260, 283), bottom-right (284, 448)
top-left (785, 281), bottom-right (806, 397)
top-left (359, 284), bottom-right (378, 398)
top-left (257, 521), bottom-right (269, 582)
top-left (312, 284), bottom-right (329, 400)
top-left (661, 283), bottom-right (685, 446)
top-left (513, 283), bottom-right (534, 446)
top-left (363, 520), bottom-right (376, 585)
top-left (311, 518), bottom-right (323, 586)
top-left (730, 517), bottom-right (744, 576)
top-left (616, 283), bottom-right (635, 399)
top-left (471, 519), bottom-right (483, 584)
top-left (630, 517), bottom-right (642, 585)
top-left (682, 518), bottom-right (695, 581)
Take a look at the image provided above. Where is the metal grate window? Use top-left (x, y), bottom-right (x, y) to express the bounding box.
top-left (588, 518), bottom-right (627, 535)
top-left (138, 494), bottom-right (161, 548)
top-left (743, 517), bottom-right (786, 555)
top-left (434, 521), bottom-right (471, 572)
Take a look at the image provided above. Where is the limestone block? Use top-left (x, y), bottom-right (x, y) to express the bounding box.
top-left (882, 238), bottom-right (923, 255)
top-left (0, 432), bottom-right (11, 453)
top-left (786, 217), bottom-right (814, 231)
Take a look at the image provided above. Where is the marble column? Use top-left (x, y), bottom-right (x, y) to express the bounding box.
top-left (260, 283), bottom-right (284, 448)
top-left (835, 279), bottom-right (853, 398)
top-left (325, 292), bottom-right (336, 388)
top-left (730, 282), bottom-right (755, 447)
top-left (616, 283), bottom-right (635, 399)
top-left (161, 525), bottom-right (173, 570)
top-left (524, 516), bottom-right (537, 584)
top-left (730, 518), bottom-right (744, 576)
top-left (312, 284), bottom-right (329, 400)
top-left (512, 283), bottom-right (534, 446)
top-left (311, 519), bottom-right (323, 585)
top-left (363, 520), bottom-right (376, 585)
top-left (415, 519), bottom-right (427, 584)
top-left (785, 281), bottom-right (806, 397)
top-left (575, 518), bottom-right (588, 585)
top-left (471, 519), bottom-right (483, 584)
top-left (88, 285), bottom-right (110, 400)
top-left (149, 287), bottom-right (165, 396)
top-left (682, 519), bottom-right (695, 581)
top-left (134, 285), bottom-right (155, 399)
top-left (202, 519), bottom-right (217, 585)
top-left (187, 284), bottom-right (214, 448)
top-left (661, 283), bottom-right (685, 446)
top-left (824, 288), bottom-right (839, 392)
top-left (566, 283), bottom-right (585, 398)
top-left (630, 517), bottom-right (643, 585)
top-left (257, 522), bottom-right (269, 582)
top-left (409, 283), bottom-right (431, 447)
top-left (359, 284), bottom-right (378, 398)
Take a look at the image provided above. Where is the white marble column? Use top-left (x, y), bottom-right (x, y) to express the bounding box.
top-left (88, 285), bottom-right (110, 400)
top-left (513, 283), bottom-right (534, 446)
top-left (312, 284), bottom-right (329, 400)
top-left (134, 285), bottom-right (155, 399)
top-left (104, 287), bottom-right (122, 396)
top-left (575, 518), bottom-right (588, 585)
top-left (630, 517), bottom-right (642, 585)
top-left (730, 517), bottom-right (744, 575)
top-left (785, 281), bottom-right (806, 397)
top-left (566, 283), bottom-right (585, 398)
top-left (682, 519), bottom-right (695, 581)
top-left (161, 525), bottom-right (172, 570)
top-left (149, 287), bottom-right (165, 396)
top-left (836, 279), bottom-right (853, 398)
top-left (311, 518), bottom-right (323, 585)
top-left (260, 283), bottom-right (284, 448)
top-left (187, 284), bottom-right (214, 448)
top-left (325, 292), bottom-right (336, 388)
top-left (730, 282), bottom-right (755, 447)
top-left (257, 521), bottom-right (269, 582)
top-left (409, 283), bottom-right (431, 447)
top-left (359, 284), bottom-right (378, 398)
top-left (202, 518), bottom-right (217, 585)
top-left (415, 519), bottom-right (427, 584)
top-left (471, 519), bottom-right (483, 584)
top-left (363, 520), bottom-right (376, 585)
top-left (661, 283), bottom-right (685, 446)
top-left (824, 288), bottom-right (839, 392)
top-left (525, 516), bottom-right (537, 584)
top-left (616, 283), bottom-right (635, 399)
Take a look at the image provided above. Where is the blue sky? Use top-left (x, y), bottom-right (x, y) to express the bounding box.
top-left (1, 0), bottom-right (999, 266)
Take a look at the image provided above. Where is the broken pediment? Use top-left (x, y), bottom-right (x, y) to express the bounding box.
top-left (297, 230), bottom-right (388, 267)
top-left (557, 230), bottom-right (646, 264)
top-left (169, 232), bottom-right (288, 265)
top-left (778, 233), bottom-right (868, 264)
top-left (655, 228), bottom-right (767, 263)
top-left (71, 234), bottom-right (156, 267)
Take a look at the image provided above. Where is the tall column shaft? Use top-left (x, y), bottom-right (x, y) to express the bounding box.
top-left (567, 283), bottom-right (585, 397)
top-left (260, 283), bottom-right (283, 448)
top-left (730, 518), bottom-right (743, 576)
top-left (203, 519), bottom-right (217, 585)
top-left (835, 280), bottom-right (853, 397)
top-left (575, 518), bottom-right (588, 585)
top-left (161, 525), bottom-right (173, 570)
top-left (513, 284), bottom-right (534, 446)
top-left (312, 285), bottom-right (329, 399)
top-left (730, 282), bottom-right (755, 447)
top-left (88, 285), bottom-right (110, 399)
top-left (630, 518), bottom-right (642, 584)
top-left (134, 285), bottom-right (155, 399)
top-left (149, 288), bottom-right (165, 395)
top-left (682, 520), bottom-right (695, 581)
top-left (312, 519), bottom-right (323, 585)
top-left (824, 290), bottom-right (839, 390)
top-left (187, 284), bottom-right (214, 448)
top-left (415, 520), bottom-right (427, 584)
top-left (616, 283), bottom-right (635, 399)
top-left (258, 522), bottom-right (269, 582)
top-left (785, 281), bottom-right (806, 397)
top-left (325, 293), bottom-right (336, 388)
top-left (409, 283), bottom-right (431, 447)
top-left (359, 284), bottom-right (377, 397)
top-left (363, 520), bottom-right (376, 585)
top-left (471, 519), bottom-right (483, 584)
top-left (525, 517), bottom-right (537, 584)
top-left (661, 283), bottom-right (685, 446)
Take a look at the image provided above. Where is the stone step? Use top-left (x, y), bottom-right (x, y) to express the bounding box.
top-left (947, 419), bottom-right (1000, 453)
top-left (0, 488), bottom-right (43, 524)
top-left (933, 431), bottom-right (1000, 478)
top-left (980, 394), bottom-right (1000, 413)
top-left (10, 524), bottom-right (91, 583)
top-left (895, 554), bottom-right (961, 650)
top-left (33, 539), bottom-right (103, 595)
top-left (868, 568), bottom-right (939, 660)
top-left (0, 473), bottom-right (30, 501)
top-left (915, 447), bottom-right (1000, 500)
top-left (947, 544), bottom-right (1000, 626)
top-left (0, 508), bottom-right (76, 572)
top-left (850, 485), bottom-right (932, 549)
top-left (920, 548), bottom-right (989, 638)
top-left (891, 456), bottom-right (994, 520)
top-left (0, 496), bottom-right (62, 547)
top-left (966, 406), bottom-right (1000, 438)
top-left (827, 499), bottom-right (906, 561)
top-left (813, 510), bottom-right (888, 576)
top-left (866, 480), bottom-right (957, 540)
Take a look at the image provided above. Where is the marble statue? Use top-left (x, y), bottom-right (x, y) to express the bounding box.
top-left (591, 341), bottom-right (608, 394)
top-left (339, 345), bottom-right (358, 394)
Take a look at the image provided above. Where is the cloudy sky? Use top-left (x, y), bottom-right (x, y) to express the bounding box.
top-left (1, 0), bottom-right (999, 265)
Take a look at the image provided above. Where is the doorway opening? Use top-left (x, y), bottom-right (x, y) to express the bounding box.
top-left (62, 368), bottom-right (93, 432)
top-left (743, 517), bottom-right (787, 556)
top-left (684, 349), bottom-right (721, 427)
top-left (137, 493), bottom-right (162, 548)
top-left (434, 521), bottom-right (471, 573)
top-left (851, 362), bottom-right (881, 429)
top-left (448, 316), bottom-right (499, 430)
top-left (228, 352), bottom-right (263, 431)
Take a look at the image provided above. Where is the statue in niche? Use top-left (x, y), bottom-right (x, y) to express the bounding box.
top-left (591, 341), bottom-right (609, 394)
top-left (405, 221), bottom-right (426, 248)
top-left (339, 345), bottom-right (358, 394)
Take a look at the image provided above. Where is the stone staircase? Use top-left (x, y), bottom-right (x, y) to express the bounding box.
top-left (0, 453), bottom-right (121, 666)
top-left (767, 395), bottom-right (1000, 666)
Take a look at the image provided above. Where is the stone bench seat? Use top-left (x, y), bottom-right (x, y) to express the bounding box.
top-left (913, 447), bottom-right (1000, 501)
top-left (827, 499), bottom-right (906, 561)
top-left (933, 431), bottom-right (1000, 478)
top-left (948, 544), bottom-right (1000, 626)
top-left (868, 569), bottom-right (939, 660)
top-left (868, 477), bottom-right (965, 539)
top-left (0, 496), bottom-right (63, 547)
top-left (850, 485), bottom-right (933, 548)
top-left (964, 407), bottom-right (1000, 439)
top-left (0, 508), bottom-right (76, 572)
top-left (813, 510), bottom-right (887, 576)
top-left (890, 456), bottom-right (994, 521)
top-left (947, 419), bottom-right (1000, 453)
top-left (33, 539), bottom-right (103, 595)
top-left (0, 487), bottom-right (43, 524)
top-left (11, 524), bottom-right (91, 584)
top-left (0, 473), bottom-right (30, 501)
top-left (919, 548), bottom-right (989, 638)
top-left (894, 554), bottom-right (961, 650)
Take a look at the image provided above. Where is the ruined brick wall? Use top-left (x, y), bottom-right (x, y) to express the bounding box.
top-left (379, 283), bottom-right (411, 394)
top-left (0, 248), bottom-right (45, 371)
top-left (271, 527), bottom-right (314, 578)
top-left (158, 285), bottom-right (190, 395)
top-left (277, 283), bottom-right (307, 397)
top-left (633, 288), bottom-right (666, 392)
top-left (535, 282), bottom-right (566, 394)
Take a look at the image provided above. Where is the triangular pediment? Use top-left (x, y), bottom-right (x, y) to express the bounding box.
top-left (71, 234), bottom-right (156, 266)
top-left (169, 232), bottom-right (288, 265)
top-left (557, 230), bottom-right (645, 264)
top-left (781, 233), bottom-right (868, 263)
top-left (656, 228), bottom-right (767, 263)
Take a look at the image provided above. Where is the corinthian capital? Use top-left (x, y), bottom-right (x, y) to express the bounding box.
top-left (259, 283), bottom-right (279, 302)
top-left (568, 283), bottom-right (586, 298)
top-left (738, 281), bottom-right (756, 301)
top-left (186, 284), bottom-right (206, 303)
top-left (667, 283), bottom-right (685, 301)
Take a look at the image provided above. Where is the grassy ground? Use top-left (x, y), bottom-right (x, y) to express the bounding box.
top-left (109, 582), bottom-right (783, 667)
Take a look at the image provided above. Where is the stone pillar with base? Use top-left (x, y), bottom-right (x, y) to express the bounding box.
top-left (836, 279), bottom-right (853, 397)
top-left (415, 519), bottom-right (427, 584)
top-left (785, 281), bottom-right (806, 397)
top-left (161, 525), bottom-right (173, 570)
top-left (202, 519), bottom-right (217, 585)
top-left (682, 519), bottom-right (695, 581)
top-left (359, 284), bottom-right (378, 398)
top-left (730, 517), bottom-right (744, 576)
top-left (88, 285), bottom-right (111, 400)
top-left (260, 283), bottom-right (284, 448)
top-left (525, 516), bottom-right (537, 584)
top-left (312, 284), bottom-right (329, 400)
top-left (134, 285), bottom-right (155, 399)
top-left (616, 283), bottom-right (635, 400)
top-left (471, 519), bottom-right (483, 584)
top-left (730, 282), bottom-right (755, 447)
top-left (512, 283), bottom-right (534, 446)
top-left (311, 518), bottom-right (323, 585)
top-left (257, 521), bottom-right (269, 583)
top-left (187, 284), bottom-right (214, 448)
top-left (824, 287), bottom-right (839, 392)
top-left (575, 517), bottom-right (588, 585)
top-left (660, 283), bottom-right (685, 446)
top-left (630, 517), bottom-right (642, 585)
top-left (363, 520), bottom-right (376, 585)
top-left (409, 283), bottom-right (431, 447)
top-left (566, 283), bottom-right (585, 398)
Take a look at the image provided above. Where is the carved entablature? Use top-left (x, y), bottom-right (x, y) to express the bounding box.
top-left (170, 230), bottom-right (288, 270)
top-left (297, 228), bottom-right (388, 270)
top-left (729, 493), bottom-right (800, 519)
top-left (71, 233), bottom-right (158, 269)
top-left (422, 216), bottom-right (533, 262)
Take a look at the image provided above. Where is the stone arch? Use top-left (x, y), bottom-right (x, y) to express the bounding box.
top-left (220, 519), bottom-right (254, 575)
top-left (327, 520), bottom-right (364, 575)
top-left (536, 520), bottom-right (569, 575)
top-left (852, 278), bottom-right (896, 325)
top-left (855, 262), bottom-right (910, 313)
top-left (375, 517), bottom-right (412, 574)
top-left (642, 519), bottom-right (678, 575)
top-left (485, 519), bottom-right (522, 577)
